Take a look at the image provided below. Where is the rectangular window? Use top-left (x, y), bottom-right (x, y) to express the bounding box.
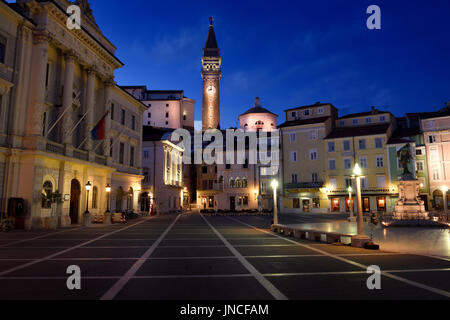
top-left (310, 149), bottom-right (317, 161)
top-left (432, 166), bottom-right (440, 180)
top-left (132, 115), bottom-right (136, 130)
top-left (0, 35), bottom-right (6, 64)
top-left (110, 103), bottom-right (114, 120)
top-left (343, 140), bottom-right (351, 151)
top-left (289, 133), bottom-right (296, 142)
top-left (428, 135), bottom-right (436, 143)
top-left (292, 174), bottom-right (298, 184)
top-left (143, 150), bottom-right (149, 159)
top-left (430, 147), bottom-right (439, 162)
top-left (345, 178), bottom-right (353, 188)
top-left (328, 159), bottom-right (336, 170)
top-left (304, 109), bottom-right (311, 116)
top-left (312, 172), bottom-right (318, 182)
top-left (317, 107), bottom-right (324, 114)
top-left (359, 156), bottom-right (368, 169)
top-left (416, 161), bottom-right (424, 172)
top-left (366, 117), bottom-right (372, 124)
top-left (109, 138), bottom-right (113, 157)
top-left (377, 176), bottom-right (386, 188)
top-left (130, 146), bottom-right (135, 167)
top-left (352, 119), bottom-right (358, 125)
top-left (309, 130), bottom-right (318, 140)
top-left (293, 198), bottom-right (300, 209)
top-left (121, 109), bottom-right (125, 125)
top-left (379, 115), bottom-right (386, 122)
top-left (328, 142), bottom-right (335, 152)
top-left (119, 143), bottom-right (124, 164)
top-left (375, 138), bottom-right (383, 149)
top-left (358, 139), bottom-right (366, 150)
top-left (344, 158), bottom-right (352, 170)
top-left (290, 151), bottom-right (297, 162)
top-left (166, 112), bottom-right (169, 118)
top-left (361, 177), bottom-right (369, 188)
top-left (416, 148), bottom-right (423, 156)
top-left (376, 156), bottom-right (384, 168)
top-left (291, 111), bottom-right (297, 119)
top-left (339, 120), bottom-right (345, 126)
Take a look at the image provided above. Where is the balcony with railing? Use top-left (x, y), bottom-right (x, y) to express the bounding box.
top-left (284, 182), bottom-right (324, 190)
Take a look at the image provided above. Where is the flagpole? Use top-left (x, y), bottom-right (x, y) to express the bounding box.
top-left (45, 91), bottom-right (81, 138)
top-left (63, 109), bottom-right (89, 143)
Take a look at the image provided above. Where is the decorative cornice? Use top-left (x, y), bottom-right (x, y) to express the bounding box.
top-left (33, 30), bottom-right (52, 45)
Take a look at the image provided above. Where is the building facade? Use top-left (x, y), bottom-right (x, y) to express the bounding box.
top-left (122, 86), bottom-right (195, 130)
top-left (0, 0), bottom-right (146, 229)
top-left (421, 110), bottom-right (450, 210)
top-left (324, 108), bottom-right (397, 213)
top-left (279, 103), bottom-right (337, 213)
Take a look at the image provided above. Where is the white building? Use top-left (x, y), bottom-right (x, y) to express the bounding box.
top-left (122, 86), bottom-right (195, 130)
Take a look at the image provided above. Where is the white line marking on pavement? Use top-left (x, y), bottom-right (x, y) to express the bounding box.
top-left (0, 218), bottom-right (152, 277)
top-left (229, 217), bottom-right (450, 299)
top-left (0, 227), bottom-right (83, 248)
top-left (100, 214), bottom-right (181, 300)
top-left (201, 214), bottom-right (288, 301)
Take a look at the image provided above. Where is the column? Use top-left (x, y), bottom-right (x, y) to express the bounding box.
top-left (164, 148), bottom-right (168, 184)
top-left (84, 67), bottom-right (96, 151)
top-left (24, 31), bottom-right (51, 149)
top-left (103, 77), bottom-right (114, 156)
top-left (61, 50), bottom-right (76, 145)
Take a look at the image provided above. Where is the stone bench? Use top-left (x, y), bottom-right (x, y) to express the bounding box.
top-left (271, 224), bottom-right (353, 244)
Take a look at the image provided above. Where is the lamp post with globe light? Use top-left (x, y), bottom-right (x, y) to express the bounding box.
top-left (272, 179), bottom-right (279, 225)
top-left (105, 184), bottom-right (111, 225)
top-left (351, 164), bottom-right (371, 247)
top-left (84, 181), bottom-right (92, 227)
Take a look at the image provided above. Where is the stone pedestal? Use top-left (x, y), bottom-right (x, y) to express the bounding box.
top-left (351, 235), bottom-right (371, 248)
top-left (394, 178), bottom-right (428, 220)
top-left (83, 213), bottom-right (91, 227)
top-left (104, 212), bottom-right (111, 225)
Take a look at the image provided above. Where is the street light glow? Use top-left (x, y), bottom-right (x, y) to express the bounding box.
top-left (353, 163), bottom-right (362, 176)
top-left (441, 185), bottom-right (448, 193)
top-left (347, 186), bottom-right (353, 193)
top-left (271, 179), bottom-right (279, 189)
top-left (85, 181), bottom-right (92, 191)
top-left (105, 184), bottom-right (111, 193)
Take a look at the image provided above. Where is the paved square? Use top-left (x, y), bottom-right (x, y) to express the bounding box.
top-left (0, 212), bottom-right (448, 300)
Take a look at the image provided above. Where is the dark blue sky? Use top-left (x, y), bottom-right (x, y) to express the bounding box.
top-left (46, 1), bottom-right (450, 127)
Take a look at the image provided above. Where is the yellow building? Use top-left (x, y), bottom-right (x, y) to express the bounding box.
top-left (280, 103), bottom-right (337, 213)
top-left (324, 108), bottom-right (397, 213)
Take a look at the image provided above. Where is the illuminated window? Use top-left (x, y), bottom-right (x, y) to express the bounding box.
top-left (92, 186), bottom-right (98, 209)
top-left (41, 181), bottom-right (53, 209)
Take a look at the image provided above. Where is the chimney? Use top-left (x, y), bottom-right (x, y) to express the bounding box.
top-left (371, 106), bottom-right (377, 114)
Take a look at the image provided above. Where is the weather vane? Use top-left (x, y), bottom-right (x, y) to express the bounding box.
top-left (209, 16), bottom-right (214, 26)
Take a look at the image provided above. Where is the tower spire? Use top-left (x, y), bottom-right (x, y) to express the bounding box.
top-left (201, 17), bottom-right (222, 131)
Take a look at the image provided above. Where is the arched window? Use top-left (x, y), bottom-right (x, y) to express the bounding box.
top-left (42, 181), bottom-right (53, 208)
top-left (92, 186), bottom-right (98, 209)
top-left (242, 178), bottom-right (248, 188)
top-left (236, 178), bottom-right (241, 188)
top-left (229, 178), bottom-right (235, 188)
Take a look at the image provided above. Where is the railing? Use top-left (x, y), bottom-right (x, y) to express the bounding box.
top-left (329, 187), bottom-right (396, 195)
top-left (46, 141), bottom-right (65, 155)
top-left (285, 182), bottom-right (324, 189)
top-left (95, 155), bottom-right (107, 166)
top-left (73, 149), bottom-right (88, 161)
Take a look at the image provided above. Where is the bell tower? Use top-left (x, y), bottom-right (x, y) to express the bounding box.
top-left (201, 16), bottom-right (222, 131)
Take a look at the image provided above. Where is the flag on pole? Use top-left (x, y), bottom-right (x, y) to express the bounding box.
top-left (91, 111), bottom-right (109, 140)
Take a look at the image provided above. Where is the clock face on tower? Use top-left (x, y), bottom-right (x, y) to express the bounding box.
top-left (207, 85), bottom-right (216, 94)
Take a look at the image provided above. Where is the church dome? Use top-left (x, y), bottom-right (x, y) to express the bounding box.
top-left (238, 97), bottom-right (278, 131)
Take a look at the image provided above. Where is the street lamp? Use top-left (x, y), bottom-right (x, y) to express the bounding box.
top-left (347, 186), bottom-right (355, 222)
top-left (271, 179), bottom-right (279, 225)
top-left (105, 184), bottom-right (111, 213)
top-left (441, 185), bottom-right (448, 220)
top-left (85, 181), bottom-right (91, 214)
top-left (351, 164), bottom-right (370, 247)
